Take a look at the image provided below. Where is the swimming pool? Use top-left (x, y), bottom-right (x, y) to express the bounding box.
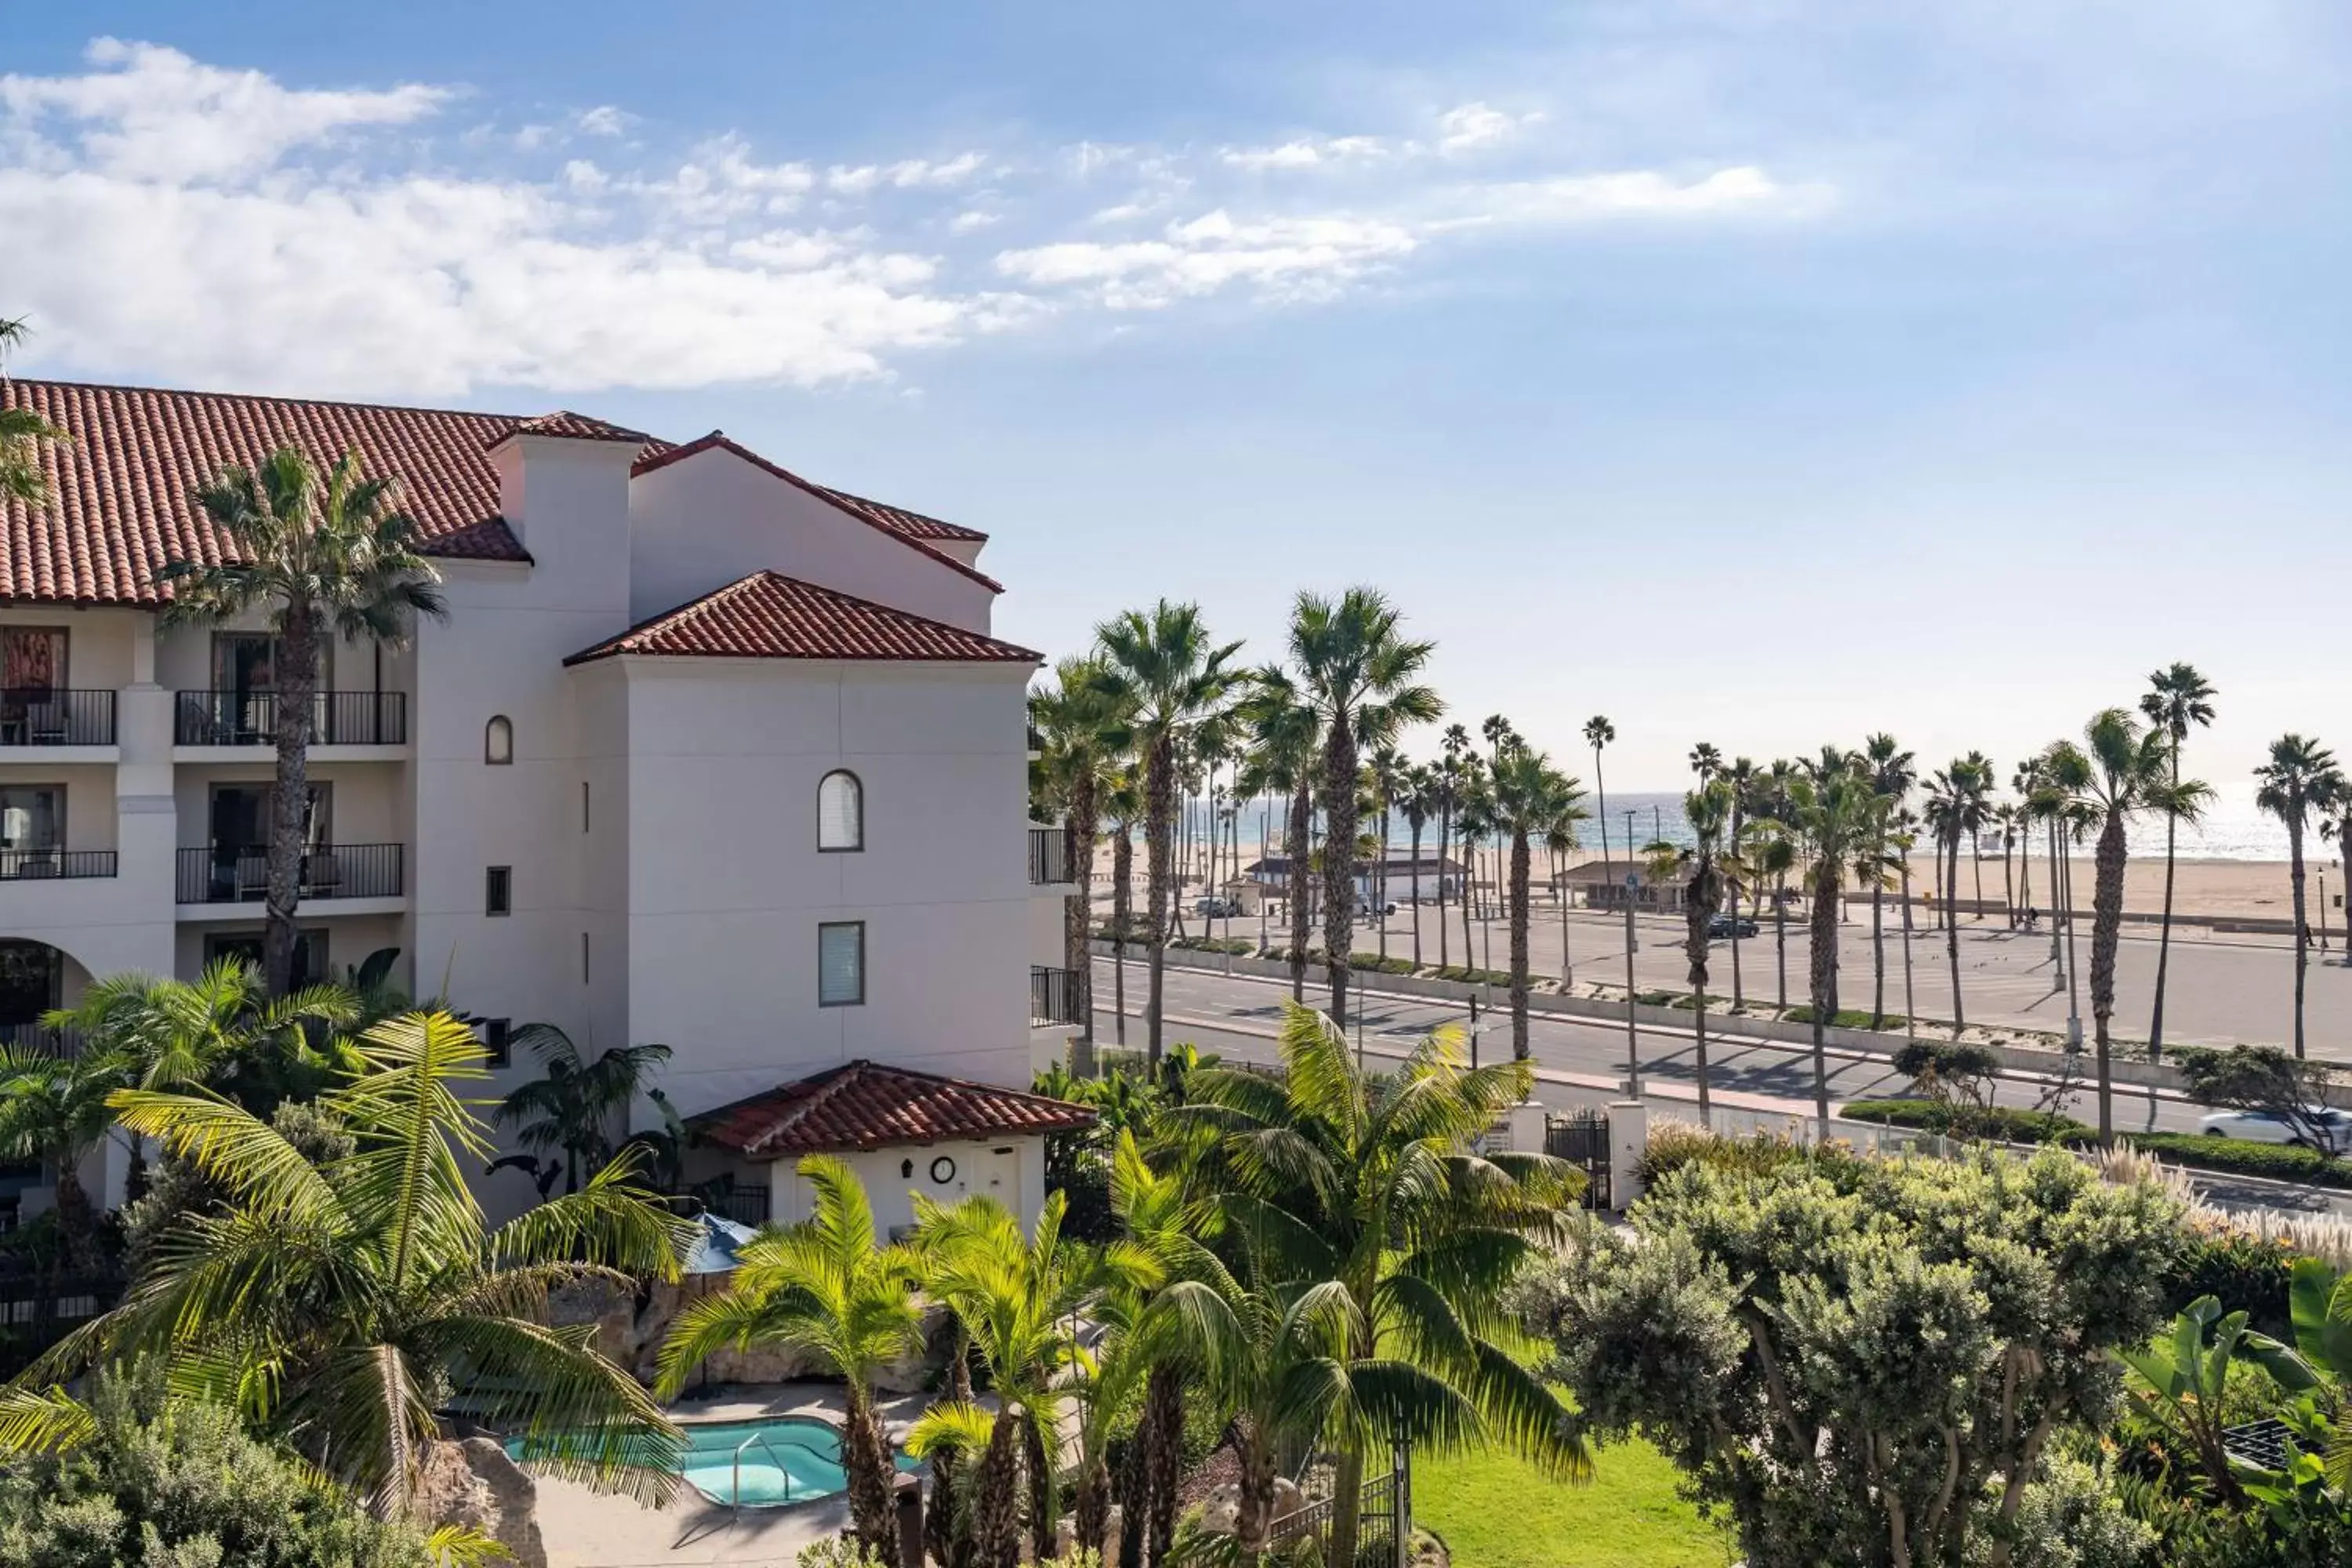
top-left (506, 1417), bottom-right (920, 1509)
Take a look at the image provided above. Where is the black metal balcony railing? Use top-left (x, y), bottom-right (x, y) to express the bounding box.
top-left (0, 850), bottom-right (117, 881)
top-left (173, 690), bottom-right (408, 747)
top-left (175, 843), bottom-right (405, 905)
top-left (1030, 964), bottom-right (1082, 1027)
top-left (0, 1022), bottom-right (86, 1057)
top-left (1028, 826), bottom-right (1072, 885)
top-left (0, 689), bottom-right (115, 747)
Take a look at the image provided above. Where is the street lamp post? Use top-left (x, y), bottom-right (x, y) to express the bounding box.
top-left (1622, 808), bottom-right (1642, 1099)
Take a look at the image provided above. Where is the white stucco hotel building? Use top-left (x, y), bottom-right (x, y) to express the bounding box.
top-left (0, 379), bottom-right (1090, 1231)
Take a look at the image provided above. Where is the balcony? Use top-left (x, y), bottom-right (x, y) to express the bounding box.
top-left (0, 851), bottom-right (116, 881)
top-left (175, 843), bottom-right (405, 906)
top-left (0, 1022), bottom-right (85, 1056)
top-left (1030, 964), bottom-right (1082, 1027)
top-left (1028, 826), bottom-right (1072, 885)
top-left (0, 690), bottom-right (115, 748)
top-left (173, 691), bottom-right (408, 748)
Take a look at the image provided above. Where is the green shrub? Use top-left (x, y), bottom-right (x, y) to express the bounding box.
top-left (2124, 1132), bottom-right (2352, 1190)
top-left (1433, 966), bottom-right (1513, 987)
top-left (1347, 953), bottom-right (1421, 975)
top-left (1784, 1005), bottom-right (1907, 1029)
top-left (1637, 1124), bottom-right (1820, 1186)
top-left (1838, 1097), bottom-right (2092, 1145)
top-left (0, 1368), bottom-right (433, 1568)
top-left (2162, 1224), bottom-right (2299, 1337)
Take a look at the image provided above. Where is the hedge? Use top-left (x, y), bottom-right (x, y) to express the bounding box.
top-left (2123, 1131), bottom-right (2352, 1190)
top-left (1837, 1097), bottom-right (2092, 1145)
top-left (1784, 1004), bottom-right (1909, 1029)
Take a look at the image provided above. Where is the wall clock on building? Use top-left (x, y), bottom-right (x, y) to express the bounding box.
top-left (929, 1156), bottom-right (957, 1185)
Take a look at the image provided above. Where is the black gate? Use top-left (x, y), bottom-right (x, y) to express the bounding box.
top-left (1544, 1109), bottom-right (1612, 1210)
top-left (1267, 1442), bottom-right (1412, 1568)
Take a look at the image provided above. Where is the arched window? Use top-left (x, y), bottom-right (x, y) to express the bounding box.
top-left (485, 715), bottom-right (514, 765)
top-left (818, 770), bottom-right (863, 851)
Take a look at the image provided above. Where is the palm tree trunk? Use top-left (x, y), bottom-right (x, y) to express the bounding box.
top-left (1970, 830), bottom-right (1984, 917)
top-left (1555, 844), bottom-right (1574, 988)
top-left (1232, 1415), bottom-right (1279, 1557)
top-left (1809, 862), bottom-right (1838, 1135)
top-left (1944, 832), bottom-right (1966, 1031)
top-left (1287, 783), bottom-right (1312, 1000)
top-left (1436, 798), bottom-right (1452, 971)
top-left (1143, 1363), bottom-right (1183, 1568)
top-left (1322, 721), bottom-right (1360, 1026)
top-left (975, 1410), bottom-right (1025, 1568)
top-left (2018, 822), bottom-right (2034, 932)
top-left (843, 1383), bottom-right (902, 1562)
top-left (264, 604), bottom-right (321, 994)
top-left (1459, 831), bottom-right (1476, 975)
top-left (2002, 835), bottom-right (2016, 927)
top-left (1871, 879), bottom-right (1887, 1029)
top-left (1112, 829), bottom-right (1133, 1047)
top-left (1409, 820), bottom-right (1425, 969)
top-left (2290, 820), bottom-right (2310, 1059)
top-left (2090, 811), bottom-right (2129, 1142)
top-left (1329, 1446), bottom-right (1366, 1568)
top-left (1729, 806), bottom-right (1745, 1008)
top-left (1900, 857), bottom-right (1918, 1035)
top-left (1022, 1408), bottom-right (1054, 1563)
top-left (1377, 801), bottom-right (1392, 964)
top-left (1774, 873), bottom-right (1789, 1009)
top-left (1693, 982), bottom-right (1711, 1128)
top-left (1144, 738), bottom-right (1176, 1073)
top-left (2151, 797), bottom-right (2180, 1063)
top-left (1066, 779), bottom-right (1099, 1054)
top-left (1509, 827), bottom-right (1531, 1058)
top-left (50, 1159), bottom-right (103, 1273)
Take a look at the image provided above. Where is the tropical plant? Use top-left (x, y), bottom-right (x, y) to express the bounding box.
top-left (0, 1045), bottom-right (124, 1270)
top-left (1488, 743), bottom-right (1586, 1058)
top-left (1860, 735), bottom-right (1917, 1029)
top-left (1237, 670), bottom-right (1323, 1000)
top-left (2255, 735), bottom-right (2347, 1061)
top-left (1646, 781), bottom-right (1734, 1125)
top-left (1525, 1145), bottom-right (2189, 1568)
top-left (1584, 715), bottom-right (1616, 880)
top-left (1032, 654), bottom-right (1132, 1064)
top-left (1369, 744), bottom-right (1405, 964)
top-left (1102, 768), bottom-right (1144, 1046)
top-left (492, 1024), bottom-right (674, 1196)
top-left (1090, 603), bottom-right (1247, 1072)
top-left (1396, 764), bottom-right (1436, 971)
top-left (1792, 748), bottom-right (1870, 1134)
top-left (2142, 664), bottom-right (2218, 1063)
top-left (1160, 1001), bottom-right (1588, 1568)
top-left (657, 1157), bottom-right (923, 1559)
top-left (14, 1011), bottom-right (689, 1517)
top-left (0, 317), bottom-right (64, 508)
top-left (48, 959), bottom-right (355, 1111)
top-left (2118, 1294), bottom-right (2316, 1505)
top-left (159, 446), bottom-right (448, 993)
top-left (1723, 756), bottom-right (1759, 1007)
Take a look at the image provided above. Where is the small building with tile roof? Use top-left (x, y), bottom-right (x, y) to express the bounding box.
top-left (0, 376), bottom-right (1083, 1228)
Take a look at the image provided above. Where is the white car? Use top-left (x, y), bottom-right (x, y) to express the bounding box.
top-left (2198, 1107), bottom-right (2352, 1155)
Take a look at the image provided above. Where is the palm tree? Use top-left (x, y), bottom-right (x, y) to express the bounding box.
top-left (160, 448), bottom-right (447, 993)
top-left (1239, 670), bottom-right (1323, 1000)
top-left (1102, 769), bottom-right (1144, 1045)
top-left (1489, 745), bottom-right (1587, 1058)
top-left (2141, 663), bottom-right (2218, 1062)
top-left (2012, 759), bottom-right (2044, 937)
top-left (1287, 590), bottom-right (1441, 1027)
top-left (1452, 753), bottom-right (1492, 973)
top-left (657, 1157), bottom-right (923, 1558)
top-left (0, 1045), bottom-right (122, 1269)
top-left (494, 1025), bottom-right (675, 1195)
top-left (1397, 764), bottom-right (1436, 970)
top-left (1584, 717), bottom-right (1616, 883)
top-left (1162, 1003), bottom-right (1587, 1567)
top-left (1922, 767), bottom-right (1969, 1032)
top-left (1646, 780), bottom-right (1734, 1125)
top-left (1723, 756), bottom-right (1759, 1008)
top-left (2047, 710), bottom-right (2184, 1140)
top-left (1436, 730), bottom-right (1472, 971)
top-left (1795, 748), bottom-right (1869, 1134)
top-left (27, 1011), bottom-right (688, 1516)
top-left (1091, 603), bottom-right (1247, 1072)
top-left (2256, 735), bottom-right (2347, 1061)
top-left (51, 959), bottom-right (354, 1110)
top-left (1031, 655), bottom-right (1131, 1067)
top-left (0, 317), bottom-right (64, 507)
top-left (1370, 745), bottom-right (1406, 964)
top-left (1958, 750), bottom-right (1997, 917)
top-left (1861, 735), bottom-right (1917, 1028)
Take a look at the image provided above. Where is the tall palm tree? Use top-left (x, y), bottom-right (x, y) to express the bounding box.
top-left (160, 448), bottom-right (448, 993)
top-left (1102, 769), bottom-right (1144, 1045)
top-left (1489, 744), bottom-right (1587, 1058)
top-left (1453, 752), bottom-right (1492, 974)
top-left (1646, 780), bottom-right (1733, 1125)
top-left (1860, 735), bottom-right (1917, 1029)
top-left (1162, 1003), bottom-right (1587, 1567)
top-left (1370, 744), bottom-right (1406, 964)
top-left (1091, 603), bottom-right (1247, 1073)
top-left (657, 1157), bottom-right (923, 1558)
top-left (1439, 727), bottom-right (1476, 970)
top-left (1957, 750), bottom-right (1997, 918)
top-left (494, 1025), bottom-right (674, 1195)
top-left (2012, 758), bottom-right (2044, 937)
top-left (1031, 655), bottom-right (1131, 1066)
top-left (2141, 663), bottom-right (2218, 1062)
top-left (1397, 764), bottom-right (1436, 970)
top-left (1239, 671), bottom-right (1323, 1000)
top-left (0, 1045), bottom-right (123, 1269)
top-left (26, 1011), bottom-right (689, 1517)
top-left (1584, 717), bottom-right (1616, 884)
top-left (1724, 757), bottom-right (1758, 1007)
top-left (2046, 710), bottom-right (2183, 1140)
top-left (1288, 590), bottom-right (1441, 1027)
top-left (1794, 748), bottom-right (1869, 1134)
top-left (1922, 767), bottom-right (1969, 1032)
top-left (0, 318), bottom-right (64, 507)
top-left (2256, 734), bottom-right (2347, 1061)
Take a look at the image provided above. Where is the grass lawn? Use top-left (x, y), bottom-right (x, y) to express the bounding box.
top-left (1414, 1437), bottom-right (1733, 1567)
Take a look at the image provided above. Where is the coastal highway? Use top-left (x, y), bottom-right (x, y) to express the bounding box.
top-left (1087, 953), bottom-right (2352, 1218)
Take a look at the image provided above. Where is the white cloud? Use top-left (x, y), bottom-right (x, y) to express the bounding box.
top-left (0, 38), bottom-right (445, 183)
top-left (997, 209), bottom-right (1418, 308)
top-left (828, 151), bottom-right (991, 194)
top-left (576, 104), bottom-right (635, 137)
top-left (1219, 135), bottom-right (1387, 171)
top-left (948, 209), bottom-right (1000, 234)
top-left (1436, 103), bottom-right (1541, 153)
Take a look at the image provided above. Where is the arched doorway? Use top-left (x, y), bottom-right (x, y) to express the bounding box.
top-left (0, 939), bottom-right (64, 1040)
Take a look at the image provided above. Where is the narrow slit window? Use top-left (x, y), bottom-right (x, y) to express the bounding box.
top-left (818, 921), bottom-right (865, 1007)
top-left (818, 770), bottom-right (863, 851)
top-left (485, 866), bottom-right (511, 916)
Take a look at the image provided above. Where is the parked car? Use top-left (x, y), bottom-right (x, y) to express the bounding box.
top-left (1193, 895), bottom-right (1243, 918)
top-left (1707, 913), bottom-right (1759, 940)
top-left (2198, 1107), bottom-right (2352, 1154)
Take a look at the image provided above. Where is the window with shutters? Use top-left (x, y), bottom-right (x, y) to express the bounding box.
top-left (818, 921), bottom-right (865, 1007)
top-left (817, 770), bottom-right (863, 852)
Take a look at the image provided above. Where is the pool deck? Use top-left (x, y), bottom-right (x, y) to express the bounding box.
top-left (532, 1384), bottom-right (970, 1568)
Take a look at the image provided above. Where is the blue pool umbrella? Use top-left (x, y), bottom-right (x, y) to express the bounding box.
top-left (682, 1211), bottom-right (762, 1275)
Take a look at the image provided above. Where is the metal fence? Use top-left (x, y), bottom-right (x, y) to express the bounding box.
top-left (175, 843), bottom-right (405, 904)
top-left (1266, 1446), bottom-right (1412, 1568)
top-left (0, 688), bottom-right (115, 746)
top-left (1544, 1109), bottom-right (1613, 1210)
top-left (173, 689), bottom-right (408, 746)
top-left (0, 849), bottom-right (116, 881)
top-left (1030, 965), bottom-right (1082, 1026)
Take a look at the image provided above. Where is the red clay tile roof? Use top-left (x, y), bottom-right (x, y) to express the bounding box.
top-left (691, 1060), bottom-right (1098, 1157)
top-left (814, 485), bottom-right (987, 543)
top-left (497, 410), bottom-right (658, 445)
top-left (632, 432), bottom-right (1002, 591)
top-left (564, 569), bottom-right (1040, 666)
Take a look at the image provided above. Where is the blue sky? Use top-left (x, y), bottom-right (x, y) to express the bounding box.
top-left (5, 2), bottom-right (2351, 793)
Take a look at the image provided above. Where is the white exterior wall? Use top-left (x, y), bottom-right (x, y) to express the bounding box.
top-left (615, 658), bottom-right (1035, 1118)
top-left (626, 446), bottom-right (996, 633)
top-left (769, 1136), bottom-right (1046, 1241)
